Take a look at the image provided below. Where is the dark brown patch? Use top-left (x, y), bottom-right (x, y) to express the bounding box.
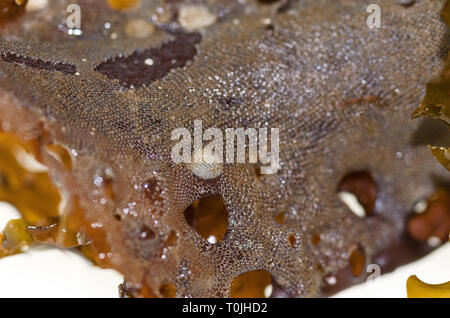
top-left (257, 0), bottom-right (280, 4)
top-left (0, 52), bottom-right (76, 75)
top-left (95, 32), bottom-right (202, 88)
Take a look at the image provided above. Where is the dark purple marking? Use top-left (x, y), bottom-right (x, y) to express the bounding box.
top-left (1, 52), bottom-right (76, 75)
top-left (95, 32), bottom-right (202, 88)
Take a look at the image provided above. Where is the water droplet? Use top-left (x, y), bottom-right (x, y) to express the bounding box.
top-left (144, 58), bottom-right (154, 66)
top-left (324, 274), bottom-right (337, 286)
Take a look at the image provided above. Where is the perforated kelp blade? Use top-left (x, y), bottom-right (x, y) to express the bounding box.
top-left (0, 0), bottom-right (449, 298)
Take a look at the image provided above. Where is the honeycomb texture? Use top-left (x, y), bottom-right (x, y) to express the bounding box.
top-left (0, 0), bottom-right (449, 297)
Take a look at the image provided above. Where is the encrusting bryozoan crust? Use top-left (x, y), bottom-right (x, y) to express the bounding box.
top-left (0, 0), bottom-right (449, 297)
